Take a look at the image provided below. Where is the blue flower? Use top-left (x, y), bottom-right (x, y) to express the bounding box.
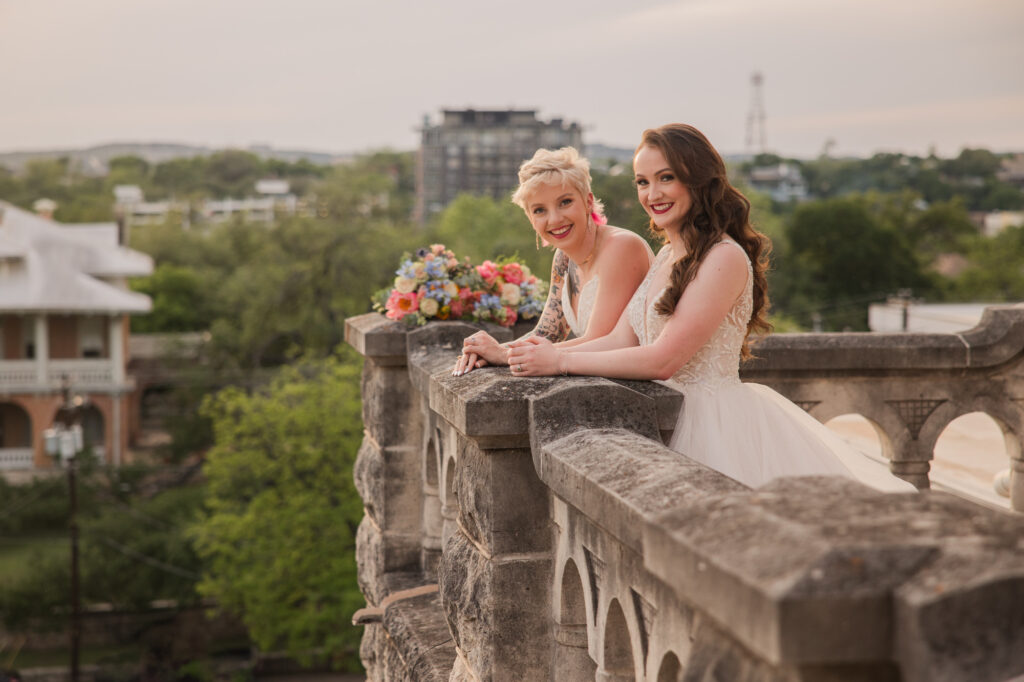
top-left (396, 259), bottom-right (416, 279)
top-left (518, 300), bottom-right (543, 319)
top-left (478, 294), bottom-right (502, 311)
top-left (425, 259), bottom-right (446, 279)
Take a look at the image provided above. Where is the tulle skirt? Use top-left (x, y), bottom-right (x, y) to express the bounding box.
top-left (664, 380), bottom-right (917, 493)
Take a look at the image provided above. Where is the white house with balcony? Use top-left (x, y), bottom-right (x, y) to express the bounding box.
top-left (0, 200), bottom-right (152, 471)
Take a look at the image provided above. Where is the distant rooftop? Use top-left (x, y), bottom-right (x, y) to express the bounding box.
top-left (0, 201), bottom-right (152, 313)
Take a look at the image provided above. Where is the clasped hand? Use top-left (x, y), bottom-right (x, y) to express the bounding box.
top-left (507, 337), bottom-right (561, 376)
top-left (452, 331), bottom-right (505, 376)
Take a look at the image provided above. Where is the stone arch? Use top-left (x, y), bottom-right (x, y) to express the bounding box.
top-left (420, 433), bottom-right (443, 577)
top-left (553, 557), bottom-right (596, 680)
top-left (0, 401), bottom-right (32, 448)
top-left (825, 412), bottom-right (895, 462)
top-left (814, 398), bottom-right (901, 462)
top-left (932, 409), bottom-right (1019, 500)
top-left (440, 454), bottom-right (459, 549)
top-left (656, 651), bottom-right (683, 682)
top-left (602, 598), bottom-right (637, 681)
top-left (921, 397), bottom-right (1023, 460)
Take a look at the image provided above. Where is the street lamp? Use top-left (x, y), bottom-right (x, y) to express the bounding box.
top-left (42, 381), bottom-right (85, 682)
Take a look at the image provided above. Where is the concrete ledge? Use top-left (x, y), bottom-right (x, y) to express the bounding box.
top-left (381, 590), bottom-right (455, 682)
top-left (644, 476), bottom-right (1024, 674)
top-left (345, 313), bottom-right (408, 365)
top-left (744, 304), bottom-right (1024, 375)
top-left (538, 428), bottom-right (743, 554)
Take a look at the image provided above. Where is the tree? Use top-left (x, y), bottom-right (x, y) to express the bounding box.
top-left (785, 196), bottom-right (928, 329)
top-left (190, 353), bottom-right (365, 668)
top-left (429, 194), bottom-right (553, 279)
top-left (202, 150), bottom-right (264, 198)
top-left (131, 263), bottom-right (213, 332)
top-left (952, 224), bottom-right (1024, 300)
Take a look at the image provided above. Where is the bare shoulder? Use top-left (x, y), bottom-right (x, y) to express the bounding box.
top-left (601, 226), bottom-right (654, 265)
top-left (697, 240), bottom-right (749, 284)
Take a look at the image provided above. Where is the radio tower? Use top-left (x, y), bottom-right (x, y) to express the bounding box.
top-left (745, 71), bottom-right (766, 154)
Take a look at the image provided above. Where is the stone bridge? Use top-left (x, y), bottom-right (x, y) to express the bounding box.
top-left (345, 309), bottom-right (1024, 682)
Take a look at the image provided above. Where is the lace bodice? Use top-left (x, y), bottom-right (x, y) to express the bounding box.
top-left (562, 276), bottom-right (599, 338)
top-left (626, 241), bottom-right (753, 392)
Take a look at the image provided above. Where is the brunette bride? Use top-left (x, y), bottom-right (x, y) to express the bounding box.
top-left (506, 124), bottom-right (915, 492)
top-left (453, 146), bottom-right (652, 376)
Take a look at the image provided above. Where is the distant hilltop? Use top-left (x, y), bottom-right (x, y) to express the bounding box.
top-left (0, 142), bottom-right (356, 174)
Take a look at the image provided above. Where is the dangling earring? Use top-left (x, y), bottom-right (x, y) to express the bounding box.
top-left (535, 232), bottom-right (541, 250)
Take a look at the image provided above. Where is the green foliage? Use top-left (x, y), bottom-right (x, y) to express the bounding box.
top-left (190, 351), bottom-right (365, 668)
top-left (782, 196), bottom-right (929, 329)
top-left (0, 481), bottom-right (205, 630)
top-left (202, 150), bottom-right (265, 198)
top-left (952, 224), bottom-right (1024, 300)
top-left (591, 169), bottom-right (654, 240)
top-left (81, 486), bottom-right (204, 611)
top-left (131, 264), bottom-right (213, 333)
top-left (429, 194), bottom-right (554, 280)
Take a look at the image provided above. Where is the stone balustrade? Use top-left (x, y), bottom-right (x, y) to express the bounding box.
top-left (742, 304), bottom-right (1024, 507)
top-left (345, 311), bottom-right (1024, 682)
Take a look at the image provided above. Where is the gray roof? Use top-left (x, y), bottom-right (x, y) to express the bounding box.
top-left (0, 201), bottom-right (153, 313)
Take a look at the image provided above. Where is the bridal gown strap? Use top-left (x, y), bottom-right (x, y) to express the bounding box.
top-left (625, 240), bottom-right (916, 493)
top-left (562, 275), bottom-right (599, 338)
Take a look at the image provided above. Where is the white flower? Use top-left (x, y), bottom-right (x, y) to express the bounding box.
top-left (500, 282), bottom-right (521, 306)
top-left (420, 298), bottom-right (439, 316)
top-left (443, 281), bottom-right (459, 298)
top-left (395, 277), bottom-right (417, 294)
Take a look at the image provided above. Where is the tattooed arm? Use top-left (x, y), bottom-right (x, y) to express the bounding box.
top-left (520, 249), bottom-right (572, 343)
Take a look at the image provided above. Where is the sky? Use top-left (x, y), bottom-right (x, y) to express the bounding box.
top-left (1, 0), bottom-right (1022, 159)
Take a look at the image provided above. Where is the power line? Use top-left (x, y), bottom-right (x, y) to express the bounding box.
top-left (0, 477), bottom-right (67, 519)
top-left (92, 535), bottom-right (200, 580)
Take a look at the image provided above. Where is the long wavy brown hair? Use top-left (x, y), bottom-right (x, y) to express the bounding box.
top-left (638, 124), bottom-right (771, 358)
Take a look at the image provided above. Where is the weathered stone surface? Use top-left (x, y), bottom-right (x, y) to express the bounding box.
top-left (528, 380), bottom-right (663, 461)
top-left (646, 476), bottom-right (1024, 676)
top-left (347, 312), bottom-right (1024, 682)
top-left (356, 516), bottom-right (422, 605)
top-left (355, 439), bottom-right (423, 534)
top-left (455, 439), bottom-right (550, 555)
top-left (537, 427), bottom-right (744, 554)
top-left (744, 332), bottom-right (969, 374)
top-left (380, 590), bottom-right (456, 682)
top-left (361, 361), bottom-right (424, 448)
top-left (439, 529), bottom-right (551, 682)
top-left (346, 313), bottom-right (409, 365)
top-left (959, 303), bottom-right (1024, 367)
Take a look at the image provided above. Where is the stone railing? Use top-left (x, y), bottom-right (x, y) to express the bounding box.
top-left (742, 304), bottom-right (1024, 508)
top-left (345, 312), bottom-right (1024, 682)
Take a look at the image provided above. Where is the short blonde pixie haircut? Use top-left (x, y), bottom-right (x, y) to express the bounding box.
top-left (511, 147), bottom-right (606, 221)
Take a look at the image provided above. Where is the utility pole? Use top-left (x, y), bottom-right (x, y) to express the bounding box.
top-left (44, 380), bottom-right (85, 682)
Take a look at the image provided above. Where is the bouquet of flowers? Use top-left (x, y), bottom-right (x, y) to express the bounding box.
top-left (373, 245), bottom-right (547, 328)
top-left (471, 257), bottom-right (545, 327)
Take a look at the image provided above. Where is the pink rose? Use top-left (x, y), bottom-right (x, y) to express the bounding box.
top-left (528, 275), bottom-right (538, 284)
top-left (476, 260), bottom-right (499, 283)
top-left (502, 306), bottom-right (518, 327)
top-left (458, 287), bottom-right (475, 301)
top-left (430, 243), bottom-right (446, 255)
top-left (450, 298), bottom-right (465, 318)
top-left (385, 291), bottom-right (419, 320)
top-left (501, 263), bottom-right (524, 285)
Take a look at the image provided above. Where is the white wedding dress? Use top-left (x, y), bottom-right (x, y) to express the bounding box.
top-left (626, 242), bottom-right (916, 493)
top-left (562, 275), bottom-right (599, 338)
